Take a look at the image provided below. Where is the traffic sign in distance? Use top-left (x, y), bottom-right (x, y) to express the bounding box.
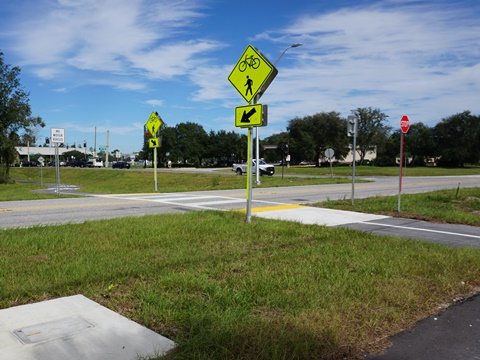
top-left (400, 115), bottom-right (410, 133)
top-left (146, 112), bottom-right (163, 137)
top-left (149, 138), bottom-right (159, 148)
top-left (235, 104), bottom-right (268, 128)
top-left (50, 128), bottom-right (65, 144)
top-left (228, 45), bottom-right (278, 103)
top-left (324, 148), bottom-right (334, 158)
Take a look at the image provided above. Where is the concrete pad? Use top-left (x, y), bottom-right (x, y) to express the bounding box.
top-left (0, 295), bottom-right (175, 360)
top-left (253, 206), bottom-right (389, 226)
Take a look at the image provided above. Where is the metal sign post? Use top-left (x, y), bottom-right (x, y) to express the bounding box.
top-left (55, 143), bottom-right (60, 195)
top-left (38, 156), bottom-right (44, 186)
top-left (246, 127), bottom-right (253, 223)
top-left (50, 128), bottom-right (65, 196)
top-left (324, 148), bottom-right (334, 178)
top-left (398, 115), bottom-right (410, 212)
top-left (347, 116), bottom-right (357, 205)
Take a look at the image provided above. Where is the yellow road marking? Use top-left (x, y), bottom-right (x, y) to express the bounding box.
top-left (252, 204), bottom-right (305, 212)
top-left (233, 204), bottom-right (306, 213)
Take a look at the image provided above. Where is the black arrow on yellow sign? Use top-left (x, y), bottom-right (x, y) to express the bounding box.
top-left (241, 107), bottom-right (257, 123)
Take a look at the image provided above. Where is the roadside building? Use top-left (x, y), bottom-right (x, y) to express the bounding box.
top-left (14, 146), bottom-right (87, 164)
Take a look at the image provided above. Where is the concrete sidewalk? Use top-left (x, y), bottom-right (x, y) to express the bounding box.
top-left (251, 204), bottom-right (390, 226)
top-left (0, 295), bottom-right (175, 360)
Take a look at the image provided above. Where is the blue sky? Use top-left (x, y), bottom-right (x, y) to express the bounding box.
top-left (1, 0), bottom-right (479, 154)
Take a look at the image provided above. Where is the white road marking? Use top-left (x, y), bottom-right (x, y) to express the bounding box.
top-left (365, 222), bottom-right (480, 239)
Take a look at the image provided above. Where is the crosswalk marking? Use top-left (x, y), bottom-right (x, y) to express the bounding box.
top-left (96, 193), bottom-right (248, 210)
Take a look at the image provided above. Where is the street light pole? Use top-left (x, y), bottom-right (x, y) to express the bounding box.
top-left (255, 43), bottom-right (302, 186)
top-left (274, 43), bottom-right (303, 67)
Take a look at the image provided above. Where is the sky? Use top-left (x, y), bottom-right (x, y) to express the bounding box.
top-left (1, 0), bottom-right (479, 155)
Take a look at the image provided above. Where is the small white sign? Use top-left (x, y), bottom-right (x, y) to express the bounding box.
top-left (50, 128), bottom-right (65, 144)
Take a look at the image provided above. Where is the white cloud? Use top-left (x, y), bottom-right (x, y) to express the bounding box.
top-left (145, 99), bottom-right (164, 107)
top-left (5, 0), bottom-right (212, 80)
top-left (241, 2), bottom-right (480, 127)
top-left (2, 0), bottom-right (479, 150)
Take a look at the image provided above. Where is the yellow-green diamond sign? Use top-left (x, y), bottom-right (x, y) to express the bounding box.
top-left (228, 45), bottom-right (278, 103)
top-left (146, 112), bottom-right (163, 137)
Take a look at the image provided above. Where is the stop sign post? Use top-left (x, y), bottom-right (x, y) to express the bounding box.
top-left (398, 115), bottom-right (410, 211)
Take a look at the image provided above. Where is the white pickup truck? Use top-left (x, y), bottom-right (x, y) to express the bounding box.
top-left (232, 160), bottom-right (275, 176)
top-left (86, 159), bottom-right (104, 168)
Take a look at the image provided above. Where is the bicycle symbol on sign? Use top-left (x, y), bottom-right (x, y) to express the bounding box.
top-left (238, 55), bottom-right (260, 72)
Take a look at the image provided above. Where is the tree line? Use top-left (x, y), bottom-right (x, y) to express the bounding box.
top-left (2, 50), bottom-right (479, 185)
top-left (141, 107), bottom-right (480, 168)
top-left (140, 123), bottom-right (248, 167)
top-left (264, 108), bottom-right (480, 167)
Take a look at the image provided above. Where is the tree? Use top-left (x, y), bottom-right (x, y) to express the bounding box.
top-left (404, 122), bottom-right (436, 166)
top-left (375, 131), bottom-right (400, 166)
top-left (263, 131), bottom-right (290, 163)
top-left (0, 51), bottom-right (44, 182)
top-left (433, 111), bottom-right (480, 167)
top-left (175, 122), bottom-right (209, 166)
top-left (206, 130), bottom-right (245, 166)
top-left (158, 125), bottom-right (177, 167)
top-left (63, 150), bottom-right (85, 162)
top-left (350, 107), bottom-right (391, 165)
top-left (287, 112), bottom-right (349, 166)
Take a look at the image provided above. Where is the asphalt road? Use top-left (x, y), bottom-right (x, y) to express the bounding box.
top-left (1, 175), bottom-right (479, 248)
top-left (2, 173), bottom-right (480, 360)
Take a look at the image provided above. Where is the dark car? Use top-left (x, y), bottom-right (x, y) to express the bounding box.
top-left (112, 161), bottom-right (130, 169)
top-left (48, 160), bottom-right (66, 167)
top-left (21, 161), bottom-right (38, 167)
top-left (66, 159), bottom-right (87, 167)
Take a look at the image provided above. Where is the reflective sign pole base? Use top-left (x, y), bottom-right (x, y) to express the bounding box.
top-left (246, 127), bottom-right (253, 223)
top-left (254, 126), bottom-right (260, 186)
top-left (154, 148), bottom-right (158, 192)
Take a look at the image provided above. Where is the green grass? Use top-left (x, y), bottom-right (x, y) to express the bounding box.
top-left (7, 167), bottom-right (355, 195)
top-left (283, 165), bottom-right (480, 177)
top-left (314, 187), bottom-right (480, 226)
top-left (6, 165), bottom-right (479, 200)
top-left (0, 181), bottom-right (74, 201)
top-left (2, 211), bottom-right (480, 359)
top-left (3, 165), bottom-right (480, 358)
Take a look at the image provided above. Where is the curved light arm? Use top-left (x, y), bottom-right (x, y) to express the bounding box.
top-left (273, 43), bottom-right (302, 66)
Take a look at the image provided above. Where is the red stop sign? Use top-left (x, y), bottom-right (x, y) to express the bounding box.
top-left (400, 115), bottom-right (410, 133)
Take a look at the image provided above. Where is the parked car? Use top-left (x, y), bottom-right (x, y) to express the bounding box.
top-left (232, 160), bottom-right (275, 176)
top-left (66, 159), bottom-right (87, 167)
top-left (112, 161), bottom-right (130, 169)
top-left (48, 160), bottom-right (66, 167)
top-left (21, 161), bottom-right (38, 167)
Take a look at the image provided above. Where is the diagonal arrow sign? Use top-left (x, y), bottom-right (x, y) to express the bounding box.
top-left (241, 108), bottom-right (257, 123)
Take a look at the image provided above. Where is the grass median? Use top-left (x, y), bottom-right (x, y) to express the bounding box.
top-left (1, 210), bottom-right (480, 359)
top-left (315, 187), bottom-right (480, 226)
top-left (6, 167), bottom-right (356, 198)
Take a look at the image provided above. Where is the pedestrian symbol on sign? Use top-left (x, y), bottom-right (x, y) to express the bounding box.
top-left (245, 76), bottom-right (253, 97)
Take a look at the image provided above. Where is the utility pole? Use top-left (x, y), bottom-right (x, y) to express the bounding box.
top-left (255, 43), bottom-right (302, 186)
top-left (105, 130), bottom-right (110, 168)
